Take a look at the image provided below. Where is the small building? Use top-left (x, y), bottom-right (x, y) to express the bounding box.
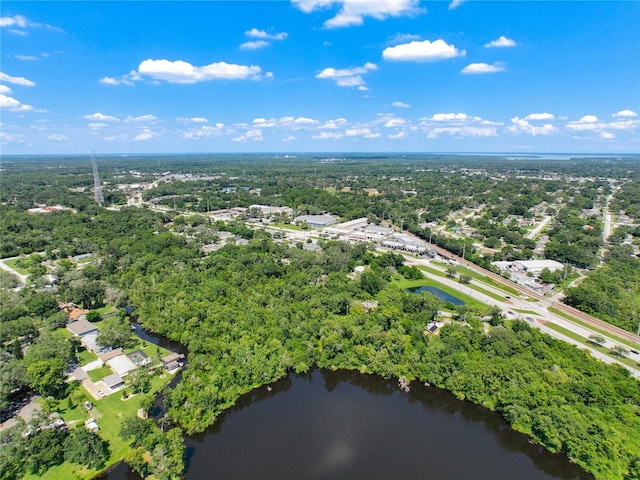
top-left (103, 373), bottom-right (124, 391)
top-left (513, 259), bottom-right (564, 274)
top-left (294, 214), bottom-right (337, 227)
top-left (67, 319), bottom-right (98, 338)
top-left (162, 353), bottom-right (185, 371)
top-left (107, 355), bottom-right (138, 377)
top-left (99, 348), bottom-right (124, 362)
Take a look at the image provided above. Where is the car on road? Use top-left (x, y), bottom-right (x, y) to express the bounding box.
top-left (630, 349), bottom-right (639, 355)
top-left (525, 316), bottom-right (534, 322)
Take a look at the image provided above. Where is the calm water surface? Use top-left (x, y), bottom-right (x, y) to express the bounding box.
top-left (101, 369), bottom-right (591, 480)
top-left (406, 285), bottom-right (465, 305)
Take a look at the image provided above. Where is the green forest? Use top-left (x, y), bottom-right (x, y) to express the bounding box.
top-left (1, 155), bottom-right (640, 480)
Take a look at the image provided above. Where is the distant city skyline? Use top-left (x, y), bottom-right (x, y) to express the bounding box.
top-left (1, 1), bottom-right (639, 154)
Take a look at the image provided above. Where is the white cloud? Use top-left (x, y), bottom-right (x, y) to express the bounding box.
top-left (84, 112), bottom-right (120, 122)
top-left (0, 72), bottom-right (36, 86)
top-left (316, 62), bottom-right (377, 88)
top-left (448, 0), bottom-right (464, 9)
top-left (15, 55), bottom-right (38, 61)
top-left (88, 123), bottom-right (109, 130)
top-left (0, 131), bottom-right (25, 144)
top-left (245, 28), bottom-right (287, 40)
top-left (389, 131), bottom-right (406, 139)
top-left (427, 126), bottom-right (497, 138)
top-left (177, 117), bottom-right (209, 123)
top-left (0, 94), bottom-right (34, 111)
top-left (461, 62), bottom-right (506, 74)
top-left (125, 114), bottom-right (159, 123)
top-left (312, 131), bottom-right (344, 140)
top-left (134, 128), bottom-right (159, 141)
top-left (47, 134), bottom-right (68, 142)
top-left (565, 114), bottom-right (639, 137)
top-left (294, 117), bottom-right (319, 124)
top-left (484, 36), bottom-right (517, 48)
top-left (138, 59), bottom-right (267, 83)
top-left (0, 15), bottom-right (31, 28)
top-left (392, 101), bottom-right (411, 108)
top-left (383, 39), bottom-right (465, 62)
top-left (293, 0), bottom-right (422, 28)
top-left (240, 41), bottom-right (270, 50)
top-left (232, 129), bottom-right (263, 142)
top-left (384, 118), bottom-right (406, 128)
top-left (431, 113), bottom-right (468, 121)
top-left (100, 70), bottom-right (141, 86)
top-left (578, 115), bottom-right (598, 123)
top-left (0, 15), bottom-right (62, 33)
top-left (182, 123), bottom-right (226, 139)
top-left (345, 127), bottom-right (379, 138)
top-left (318, 118), bottom-right (348, 129)
top-left (524, 113), bottom-right (555, 121)
top-left (419, 112), bottom-right (502, 138)
top-left (612, 109), bottom-right (637, 118)
top-left (253, 117), bottom-right (278, 127)
top-left (282, 135), bottom-right (297, 142)
top-left (0, 85), bottom-right (13, 94)
top-left (389, 33), bottom-right (420, 44)
top-left (507, 117), bottom-right (555, 136)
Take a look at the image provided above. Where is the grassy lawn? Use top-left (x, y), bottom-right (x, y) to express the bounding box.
top-left (454, 265), bottom-right (522, 296)
top-left (94, 305), bottom-right (118, 317)
top-left (544, 322), bottom-right (640, 369)
top-left (24, 370), bottom-right (176, 480)
top-left (77, 348), bottom-right (96, 366)
top-left (394, 277), bottom-right (486, 310)
top-left (4, 258), bottom-right (29, 275)
top-left (548, 306), bottom-right (640, 349)
top-left (271, 222), bottom-right (303, 231)
top-left (88, 365), bottom-right (112, 383)
top-left (514, 308), bottom-right (540, 315)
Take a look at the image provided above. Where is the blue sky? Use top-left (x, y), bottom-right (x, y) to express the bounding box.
top-left (1, 1), bottom-right (639, 154)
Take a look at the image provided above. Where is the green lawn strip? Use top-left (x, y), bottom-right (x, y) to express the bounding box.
top-left (94, 305), bottom-right (117, 317)
top-left (514, 309), bottom-right (540, 315)
top-left (87, 365), bottom-right (113, 383)
top-left (394, 277), bottom-right (486, 309)
top-left (454, 265), bottom-right (521, 295)
top-left (544, 322), bottom-right (640, 368)
top-left (548, 306), bottom-right (639, 349)
top-left (270, 222), bottom-right (302, 231)
top-left (4, 258), bottom-right (29, 275)
top-left (77, 348), bottom-right (95, 366)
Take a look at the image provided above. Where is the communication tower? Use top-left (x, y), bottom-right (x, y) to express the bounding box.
top-left (92, 151), bottom-right (105, 206)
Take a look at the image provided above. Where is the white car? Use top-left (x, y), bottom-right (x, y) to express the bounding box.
top-left (97, 390), bottom-right (105, 398)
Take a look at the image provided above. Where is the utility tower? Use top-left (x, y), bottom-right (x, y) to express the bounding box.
top-left (92, 151), bottom-right (104, 206)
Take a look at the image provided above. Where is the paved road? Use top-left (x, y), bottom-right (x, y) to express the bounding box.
top-left (403, 254), bottom-right (640, 379)
top-left (0, 256), bottom-right (28, 287)
top-left (527, 215), bottom-right (553, 240)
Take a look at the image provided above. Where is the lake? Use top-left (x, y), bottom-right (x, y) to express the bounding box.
top-left (100, 369), bottom-right (591, 480)
top-left (406, 285), bottom-right (465, 305)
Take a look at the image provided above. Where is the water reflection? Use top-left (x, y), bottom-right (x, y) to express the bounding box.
top-left (406, 285), bottom-right (465, 305)
top-left (97, 369), bottom-right (593, 480)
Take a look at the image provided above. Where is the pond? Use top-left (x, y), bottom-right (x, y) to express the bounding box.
top-left (406, 285), bottom-right (466, 305)
top-left (100, 369), bottom-right (591, 480)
